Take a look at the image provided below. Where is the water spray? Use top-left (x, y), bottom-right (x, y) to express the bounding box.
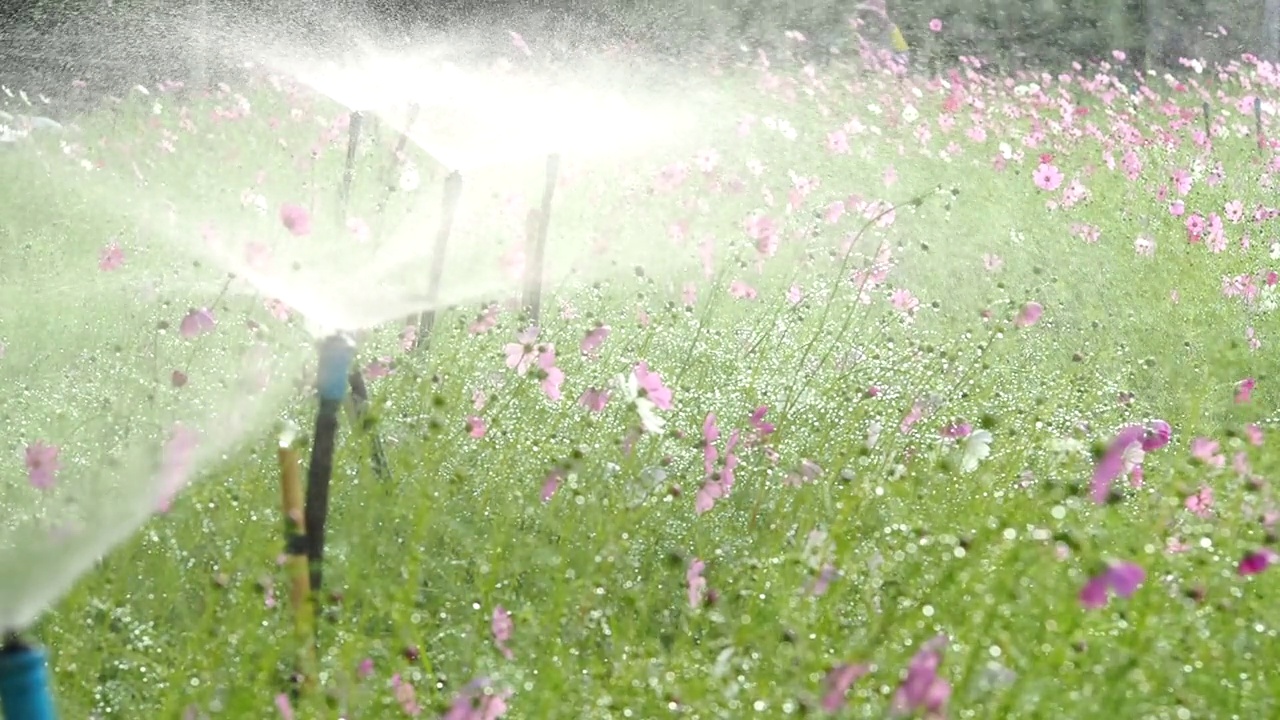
top-left (0, 635), bottom-right (56, 720)
top-left (523, 153), bottom-right (561, 325)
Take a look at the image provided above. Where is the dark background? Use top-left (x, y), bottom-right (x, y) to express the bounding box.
top-left (0, 0), bottom-right (1270, 104)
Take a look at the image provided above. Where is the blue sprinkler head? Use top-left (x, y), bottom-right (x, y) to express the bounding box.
top-left (0, 637), bottom-right (57, 720)
top-left (316, 332), bottom-right (358, 403)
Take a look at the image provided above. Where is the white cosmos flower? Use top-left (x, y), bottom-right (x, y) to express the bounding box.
top-left (961, 430), bottom-right (993, 473)
top-left (615, 371), bottom-right (665, 434)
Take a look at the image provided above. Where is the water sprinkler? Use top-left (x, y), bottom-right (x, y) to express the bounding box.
top-left (0, 635), bottom-right (56, 720)
top-left (304, 333), bottom-right (358, 598)
top-left (523, 153), bottom-right (561, 325)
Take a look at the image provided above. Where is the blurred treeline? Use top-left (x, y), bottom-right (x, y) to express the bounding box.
top-left (0, 0), bottom-right (1272, 72)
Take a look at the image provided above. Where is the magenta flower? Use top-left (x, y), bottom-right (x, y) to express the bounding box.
top-left (179, 308), bottom-right (216, 339)
top-left (441, 678), bottom-right (510, 720)
top-left (1091, 421), bottom-right (1172, 502)
top-left (1190, 437), bottom-right (1225, 467)
top-left (99, 242), bottom-right (124, 271)
top-left (274, 693), bottom-right (294, 719)
top-left (696, 414), bottom-right (741, 514)
top-left (634, 361), bottom-right (673, 410)
top-left (469, 305), bottom-right (500, 335)
top-left (24, 441), bottom-right (60, 491)
top-left (1079, 561), bottom-right (1146, 609)
top-left (821, 662), bottom-right (871, 713)
top-left (687, 558), bottom-right (707, 608)
top-left (535, 346), bottom-right (565, 401)
top-left (466, 416), bottom-right (487, 439)
top-left (540, 468), bottom-right (564, 503)
top-left (279, 202), bottom-right (311, 236)
top-left (1033, 163), bottom-right (1063, 191)
top-left (748, 406), bottom-right (776, 437)
top-left (491, 605), bottom-right (514, 660)
top-left (1014, 301), bottom-right (1043, 328)
top-left (390, 673), bottom-right (422, 716)
top-left (578, 388), bottom-right (610, 412)
top-left (891, 635), bottom-right (951, 717)
top-left (580, 324), bottom-right (610, 358)
top-left (810, 563), bottom-right (838, 596)
top-left (1239, 548), bottom-right (1279, 576)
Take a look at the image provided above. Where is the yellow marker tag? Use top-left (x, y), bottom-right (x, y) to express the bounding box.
top-left (890, 24), bottom-right (910, 52)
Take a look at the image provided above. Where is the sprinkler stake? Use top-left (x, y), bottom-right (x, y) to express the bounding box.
top-left (414, 170), bottom-right (464, 345)
top-left (276, 436), bottom-right (316, 697)
top-left (339, 111), bottom-right (364, 219)
top-left (523, 153), bottom-right (561, 324)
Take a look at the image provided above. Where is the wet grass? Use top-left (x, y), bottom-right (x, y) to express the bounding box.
top-left (3, 52), bottom-right (1280, 718)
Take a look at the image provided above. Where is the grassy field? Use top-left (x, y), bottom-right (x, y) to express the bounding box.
top-left (3, 41), bottom-right (1280, 719)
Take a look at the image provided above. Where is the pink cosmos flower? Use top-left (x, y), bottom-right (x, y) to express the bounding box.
top-left (503, 327), bottom-right (540, 375)
top-left (687, 558), bottom-right (707, 608)
top-left (536, 346), bottom-right (565, 401)
top-left (25, 441), bottom-right (60, 490)
top-left (634, 362), bottom-right (673, 410)
top-left (821, 663), bottom-right (871, 713)
top-left (1033, 163), bottom-right (1063, 191)
top-left (580, 324), bottom-right (610, 358)
top-left (179, 308), bottom-right (216, 339)
top-left (491, 605), bottom-right (514, 660)
top-left (279, 203), bottom-right (311, 236)
top-left (1236, 377), bottom-right (1256, 404)
top-left (99, 242), bottom-right (124, 271)
top-left (442, 678), bottom-right (510, 720)
top-left (578, 388), bottom-right (610, 412)
top-left (390, 674), bottom-right (422, 716)
top-left (892, 635), bottom-right (951, 717)
top-left (1185, 485), bottom-right (1214, 517)
top-left (1190, 437), bottom-right (1225, 467)
top-left (1091, 420), bottom-right (1171, 502)
top-left (1079, 561), bottom-right (1145, 609)
top-left (1014, 301), bottom-right (1043, 328)
top-left (1239, 548), bottom-right (1279, 576)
